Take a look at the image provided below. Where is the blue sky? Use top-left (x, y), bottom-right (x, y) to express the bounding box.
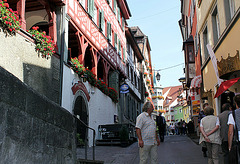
top-left (126, 0), bottom-right (185, 87)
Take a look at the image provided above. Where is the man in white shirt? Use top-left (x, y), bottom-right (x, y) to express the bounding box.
top-left (228, 94), bottom-right (240, 163)
top-left (136, 101), bottom-right (160, 164)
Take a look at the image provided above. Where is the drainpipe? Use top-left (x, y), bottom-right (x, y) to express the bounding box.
top-left (59, 6), bottom-right (66, 106)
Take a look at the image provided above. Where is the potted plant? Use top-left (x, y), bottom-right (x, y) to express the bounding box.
top-left (119, 125), bottom-right (129, 147)
top-left (76, 133), bottom-right (85, 147)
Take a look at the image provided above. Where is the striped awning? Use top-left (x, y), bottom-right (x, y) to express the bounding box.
top-left (190, 75), bottom-right (202, 88)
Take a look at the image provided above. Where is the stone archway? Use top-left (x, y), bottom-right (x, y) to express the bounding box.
top-left (73, 90), bottom-right (89, 147)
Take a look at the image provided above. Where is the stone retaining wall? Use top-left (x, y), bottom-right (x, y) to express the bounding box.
top-left (0, 66), bottom-right (76, 164)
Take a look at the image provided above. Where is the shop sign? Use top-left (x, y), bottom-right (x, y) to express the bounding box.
top-left (120, 83), bottom-right (129, 94)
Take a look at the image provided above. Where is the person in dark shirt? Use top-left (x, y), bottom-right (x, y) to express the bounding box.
top-left (156, 112), bottom-right (166, 142)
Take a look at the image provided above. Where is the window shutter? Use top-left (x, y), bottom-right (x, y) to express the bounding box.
top-left (113, 0), bottom-right (116, 14)
top-left (107, 22), bottom-right (111, 40)
top-left (118, 39), bottom-right (121, 54)
top-left (101, 10), bottom-right (104, 31)
top-left (98, 10), bottom-right (101, 27)
top-left (123, 47), bottom-right (125, 62)
top-left (88, 0), bottom-right (94, 18)
top-left (114, 33), bottom-right (117, 49)
top-left (117, 7), bottom-right (120, 22)
top-left (122, 17), bottom-right (125, 30)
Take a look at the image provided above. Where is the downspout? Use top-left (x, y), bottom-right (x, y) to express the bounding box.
top-left (59, 6), bottom-right (66, 105)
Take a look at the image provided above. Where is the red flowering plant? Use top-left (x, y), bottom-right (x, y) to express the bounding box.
top-left (27, 26), bottom-right (56, 59)
top-left (144, 72), bottom-right (148, 77)
top-left (71, 57), bottom-right (119, 103)
top-left (97, 78), bottom-right (109, 95)
top-left (0, 0), bottom-right (20, 35)
top-left (146, 79), bottom-right (150, 84)
top-left (85, 68), bottom-right (97, 86)
top-left (70, 58), bottom-right (85, 75)
top-left (109, 87), bottom-right (118, 103)
top-left (145, 91), bottom-right (149, 97)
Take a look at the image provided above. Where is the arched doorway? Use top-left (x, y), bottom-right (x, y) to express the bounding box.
top-left (73, 93), bottom-right (89, 147)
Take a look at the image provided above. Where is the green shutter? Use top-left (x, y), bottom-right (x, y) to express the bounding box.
top-left (123, 47), bottom-right (125, 62)
top-left (107, 22), bottom-right (112, 41)
top-left (118, 39), bottom-right (121, 53)
top-left (122, 17), bottom-right (125, 30)
top-left (113, 0), bottom-right (116, 14)
top-left (101, 10), bottom-right (104, 31)
top-left (117, 7), bottom-right (120, 22)
top-left (99, 10), bottom-right (101, 28)
top-left (114, 33), bottom-right (117, 49)
top-left (88, 0), bottom-right (94, 18)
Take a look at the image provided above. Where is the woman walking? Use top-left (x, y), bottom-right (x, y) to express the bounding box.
top-left (199, 106), bottom-right (221, 164)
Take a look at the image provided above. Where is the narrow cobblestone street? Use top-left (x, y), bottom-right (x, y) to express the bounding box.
top-left (77, 135), bottom-right (208, 164)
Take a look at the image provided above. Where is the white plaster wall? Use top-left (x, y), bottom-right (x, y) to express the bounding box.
top-left (62, 65), bottom-right (118, 146)
top-left (0, 30), bottom-right (51, 82)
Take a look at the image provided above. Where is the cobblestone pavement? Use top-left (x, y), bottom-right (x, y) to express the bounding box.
top-left (77, 135), bottom-right (208, 164)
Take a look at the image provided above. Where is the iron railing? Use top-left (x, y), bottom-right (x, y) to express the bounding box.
top-left (73, 115), bottom-right (96, 160)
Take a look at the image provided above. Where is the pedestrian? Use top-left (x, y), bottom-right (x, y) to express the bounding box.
top-left (227, 94), bottom-right (240, 164)
top-left (170, 123), bottom-right (175, 135)
top-left (175, 122), bottom-right (179, 135)
top-left (198, 102), bottom-right (209, 157)
top-left (218, 103), bottom-right (232, 164)
top-left (136, 101), bottom-right (161, 164)
top-left (179, 119), bottom-right (183, 135)
top-left (187, 119), bottom-right (194, 134)
top-left (182, 120), bottom-right (186, 135)
top-left (156, 112), bottom-right (166, 142)
top-left (199, 106), bottom-right (221, 164)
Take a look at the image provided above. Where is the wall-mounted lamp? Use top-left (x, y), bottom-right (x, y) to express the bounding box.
top-left (178, 77), bottom-right (186, 83)
top-left (81, 74), bottom-right (87, 82)
top-left (88, 88), bottom-right (95, 94)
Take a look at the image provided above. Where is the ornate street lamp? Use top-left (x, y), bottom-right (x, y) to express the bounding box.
top-left (178, 77), bottom-right (186, 83)
top-left (156, 72), bottom-right (161, 82)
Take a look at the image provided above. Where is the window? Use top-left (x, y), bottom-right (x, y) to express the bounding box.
top-left (109, 0), bottom-right (113, 9)
top-left (113, 0), bottom-right (117, 14)
top-left (118, 39), bottom-right (121, 56)
top-left (229, 0), bottom-right (235, 18)
top-left (212, 6), bottom-right (220, 45)
top-left (114, 33), bottom-right (117, 50)
top-left (93, 5), bottom-right (98, 24)
top-left (117, 7), bottom-right (121, 23)
top-left (88, 0), bottom-right (94, 18)
top-left (107, 22), bottom-right (111, 41)
top-left (224, 0), bottom-right (235, 25)
top-left (202, 26), bottom-right (209, 62)
top-left (123, 47), bottom-right (126, 62)
top-left (121, 17), bottom-right (125, 31)
top-left (99, 10), bottom-right (104, 31)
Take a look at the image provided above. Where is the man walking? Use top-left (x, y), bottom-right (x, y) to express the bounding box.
top-left (156, 112), bottom-right (166, 142)
top-left (136, 101), bottom-right (161, 164)
top-left (218, 103), bottom-right (232, 163)
top-left (228, 94), bottom-right (240, 163)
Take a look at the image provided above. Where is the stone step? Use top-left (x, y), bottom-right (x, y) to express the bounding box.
top-left (77, 159), bottom-right (104, 164)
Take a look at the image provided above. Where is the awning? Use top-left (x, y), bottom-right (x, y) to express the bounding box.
top-left (190, 75), bottom-right (202, 88)
top-left (214, 77), bottom-right (240, 98)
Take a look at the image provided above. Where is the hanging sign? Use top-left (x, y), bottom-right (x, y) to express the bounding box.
top-left (120, 83), bottom-right (129, 94)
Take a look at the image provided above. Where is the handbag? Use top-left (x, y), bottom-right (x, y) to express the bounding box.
top-left (229, 110), bottom-right (239, 164)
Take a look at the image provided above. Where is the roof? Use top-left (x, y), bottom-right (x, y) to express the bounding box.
top-left (163, 85), bottom-right (183, 107)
